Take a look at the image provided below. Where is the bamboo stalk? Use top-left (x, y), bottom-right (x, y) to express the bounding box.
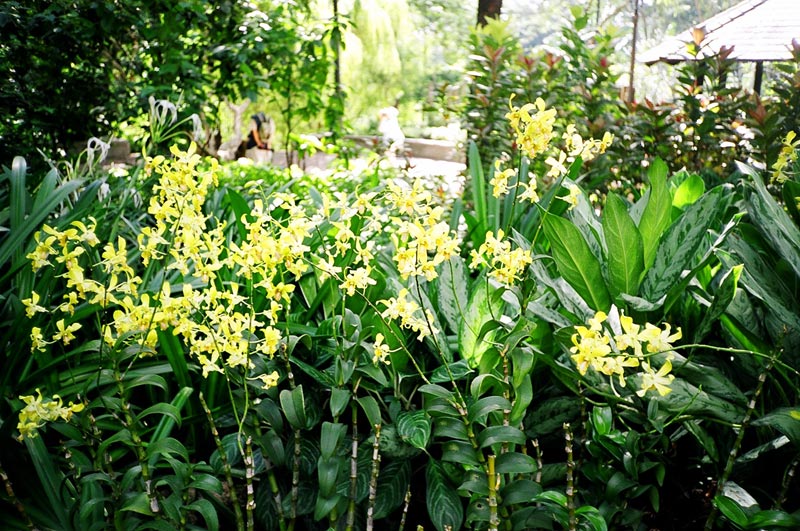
top-left (564, 423), bottom-right (577, 531)
top-left (487, 454), bottom-right (500, 531)
top-left (366, 424), bottom-right (382, 531)
top-left (346, 402), bottom-right (359, 531)
top-left (200, 392), bottom-right (244, 530)
top-left (399, 488), bottom-right (411, 531)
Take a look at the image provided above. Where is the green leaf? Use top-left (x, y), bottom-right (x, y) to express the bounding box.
top-left (641, 184), bottom-right (734, 302)
top-left (314, 494), bottom-right (341, 521)
top-left (419, 383), bottom-right (455, 399)
top-left (525, 396), bottom-right (581, 438)
top-left (329, 388), bottom-right (350, 418)
top-left (317, 457), bottom-right (341, 498)
top-left (148, 387), bottom-right (191, 446)
top-left (121, 492), bottom-right (156, 516)
top-left (438, 255), bottom-right (470, 334)
top-left (751, 408), bottom-right (800, 446)
top-left (500, 479), bottom-right (542, 505)
top-left (357, 395), bottom-right (382, 428)
top-left (146, 437), bottom-right (188, 462)
top-left (672, 173), bottom-right (705, 210)
top-left (24, 436), bottom-right (71, 528)
top-left (542, 212), bottom-right (611, 311)
top-left (467, 396), bottom-right (511, 424)
top-left (397, 410), bottom-right (431, 450)
top-left (280, 385), bottom-right (308, 429)
top-left (427, 461), bottom-right (464, 531)
top-left (655, 378), bottom-right (745, 424)
top-left (575, 505), bottom-right (608, 531)
top-left (0, 173), bottom-right (84, 267)
top-left (509, 375), bottom-right (533, 425)
top-left (459, 274), bottom-right (502, 368)
top-left (156, 330), bottom-right (191, 391)
top-left (441, 440), bottom-right (481, 466)
top-left (468, 141), bottom-right (489, 236)
top-left (694, 264), bottom-right (742, 343)
top-left (636, 158), bottom-right (672, 272)
top-left (373, 460), bottom-right (412, 519)
top-left (714, 495), bottom-right (749, 528)
top-left (430, 359), bottom-right (474, 384)
top-left (477, 425), bottom-right (526, 448)
top-left (740, 162), bottom-right (800, 278)
top-left (748, 509), bottom-right (800, 528)
top-left (320, 422), bottom-right (347, 458)
top-left (186, 498), bottom-right (219, 531)
top-left (495, 452), bottom-right (537, 474)
top-left (602, 193), bottom-right (644, 296)
top-left (591, 406), bottom-right (613, 436)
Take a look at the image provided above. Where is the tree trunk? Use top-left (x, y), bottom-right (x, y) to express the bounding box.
top-left (477, 0), bottom-right (502, 26)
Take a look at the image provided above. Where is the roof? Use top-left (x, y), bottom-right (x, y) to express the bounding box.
top-left (639, 0), bottom-right (800, 65)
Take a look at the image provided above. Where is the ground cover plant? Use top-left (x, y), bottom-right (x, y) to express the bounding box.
top-left (2, 84), bottom-right (800, 531)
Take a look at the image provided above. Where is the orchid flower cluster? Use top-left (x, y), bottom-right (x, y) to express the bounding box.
top-left (20, 143), bottom-right (472, 438)
top-left (16, 389), bottom-right (85, 440)
top-left (771, 130), bottom-right (800, 184)
top-left (570, 310), bottom-right (681, 397)
top-left (490, 97), bottom-right (613, 212)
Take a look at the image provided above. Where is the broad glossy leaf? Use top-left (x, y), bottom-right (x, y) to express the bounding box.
top-left (694, 264), bottom-right (742, 343)
top-left (186, 499), bottom-right (219, 531)
top-left (641, 184), bottom-right (734, 302)
top-left (672, 173), bottom-right (705, 210)
top-left (653, 378), bottom-right (745, 424)
top-left (317, 457), bottom-right (341, 497)
top-left (438, 255), bottom-right (470, 334)
top-left (146, 437), bottom-right (188, 462)
top-left (749, 509), bottom-right (800, 528)
top-left (427, 461), bottom-right (464, 531)
top-left (509, 375), bottom-right (533, 425)
top-left (430, 359), bottom-right (474, 384)
top-left (467, 396), bottom-right (512, 424)
top-left (495, 452), bottom-right (537, 474)
top-left (280, 385), bottom-right (308, 429)
top-left (740, 162), bottom-right (800, 277)
top-left (636, 157), bottom-right (671, 271)
top-left (459, 274), bottom-right (502, 368)
top-left (320, 422), bottom-right (347, 458)
top-left (602, 193), bottom-right (644, 296)
top-left (713, 495), bottom-right (749, 528)
top-left (397, 410), bottom-right (431, 450)
top-left (500, 479), bottom-right (542, 505)
top-left (441, 440), bottom-right (481, 466)
top-left (373, 460), bottom-right (411, 519)
top-left (477, 425), bottom-right (526, 448)
top-left (542, 212), bottom-right (611, 311)
top-left (751, 408), bottom-right (800, 446)
top-left (357, 395), bottom-right (382, 428)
